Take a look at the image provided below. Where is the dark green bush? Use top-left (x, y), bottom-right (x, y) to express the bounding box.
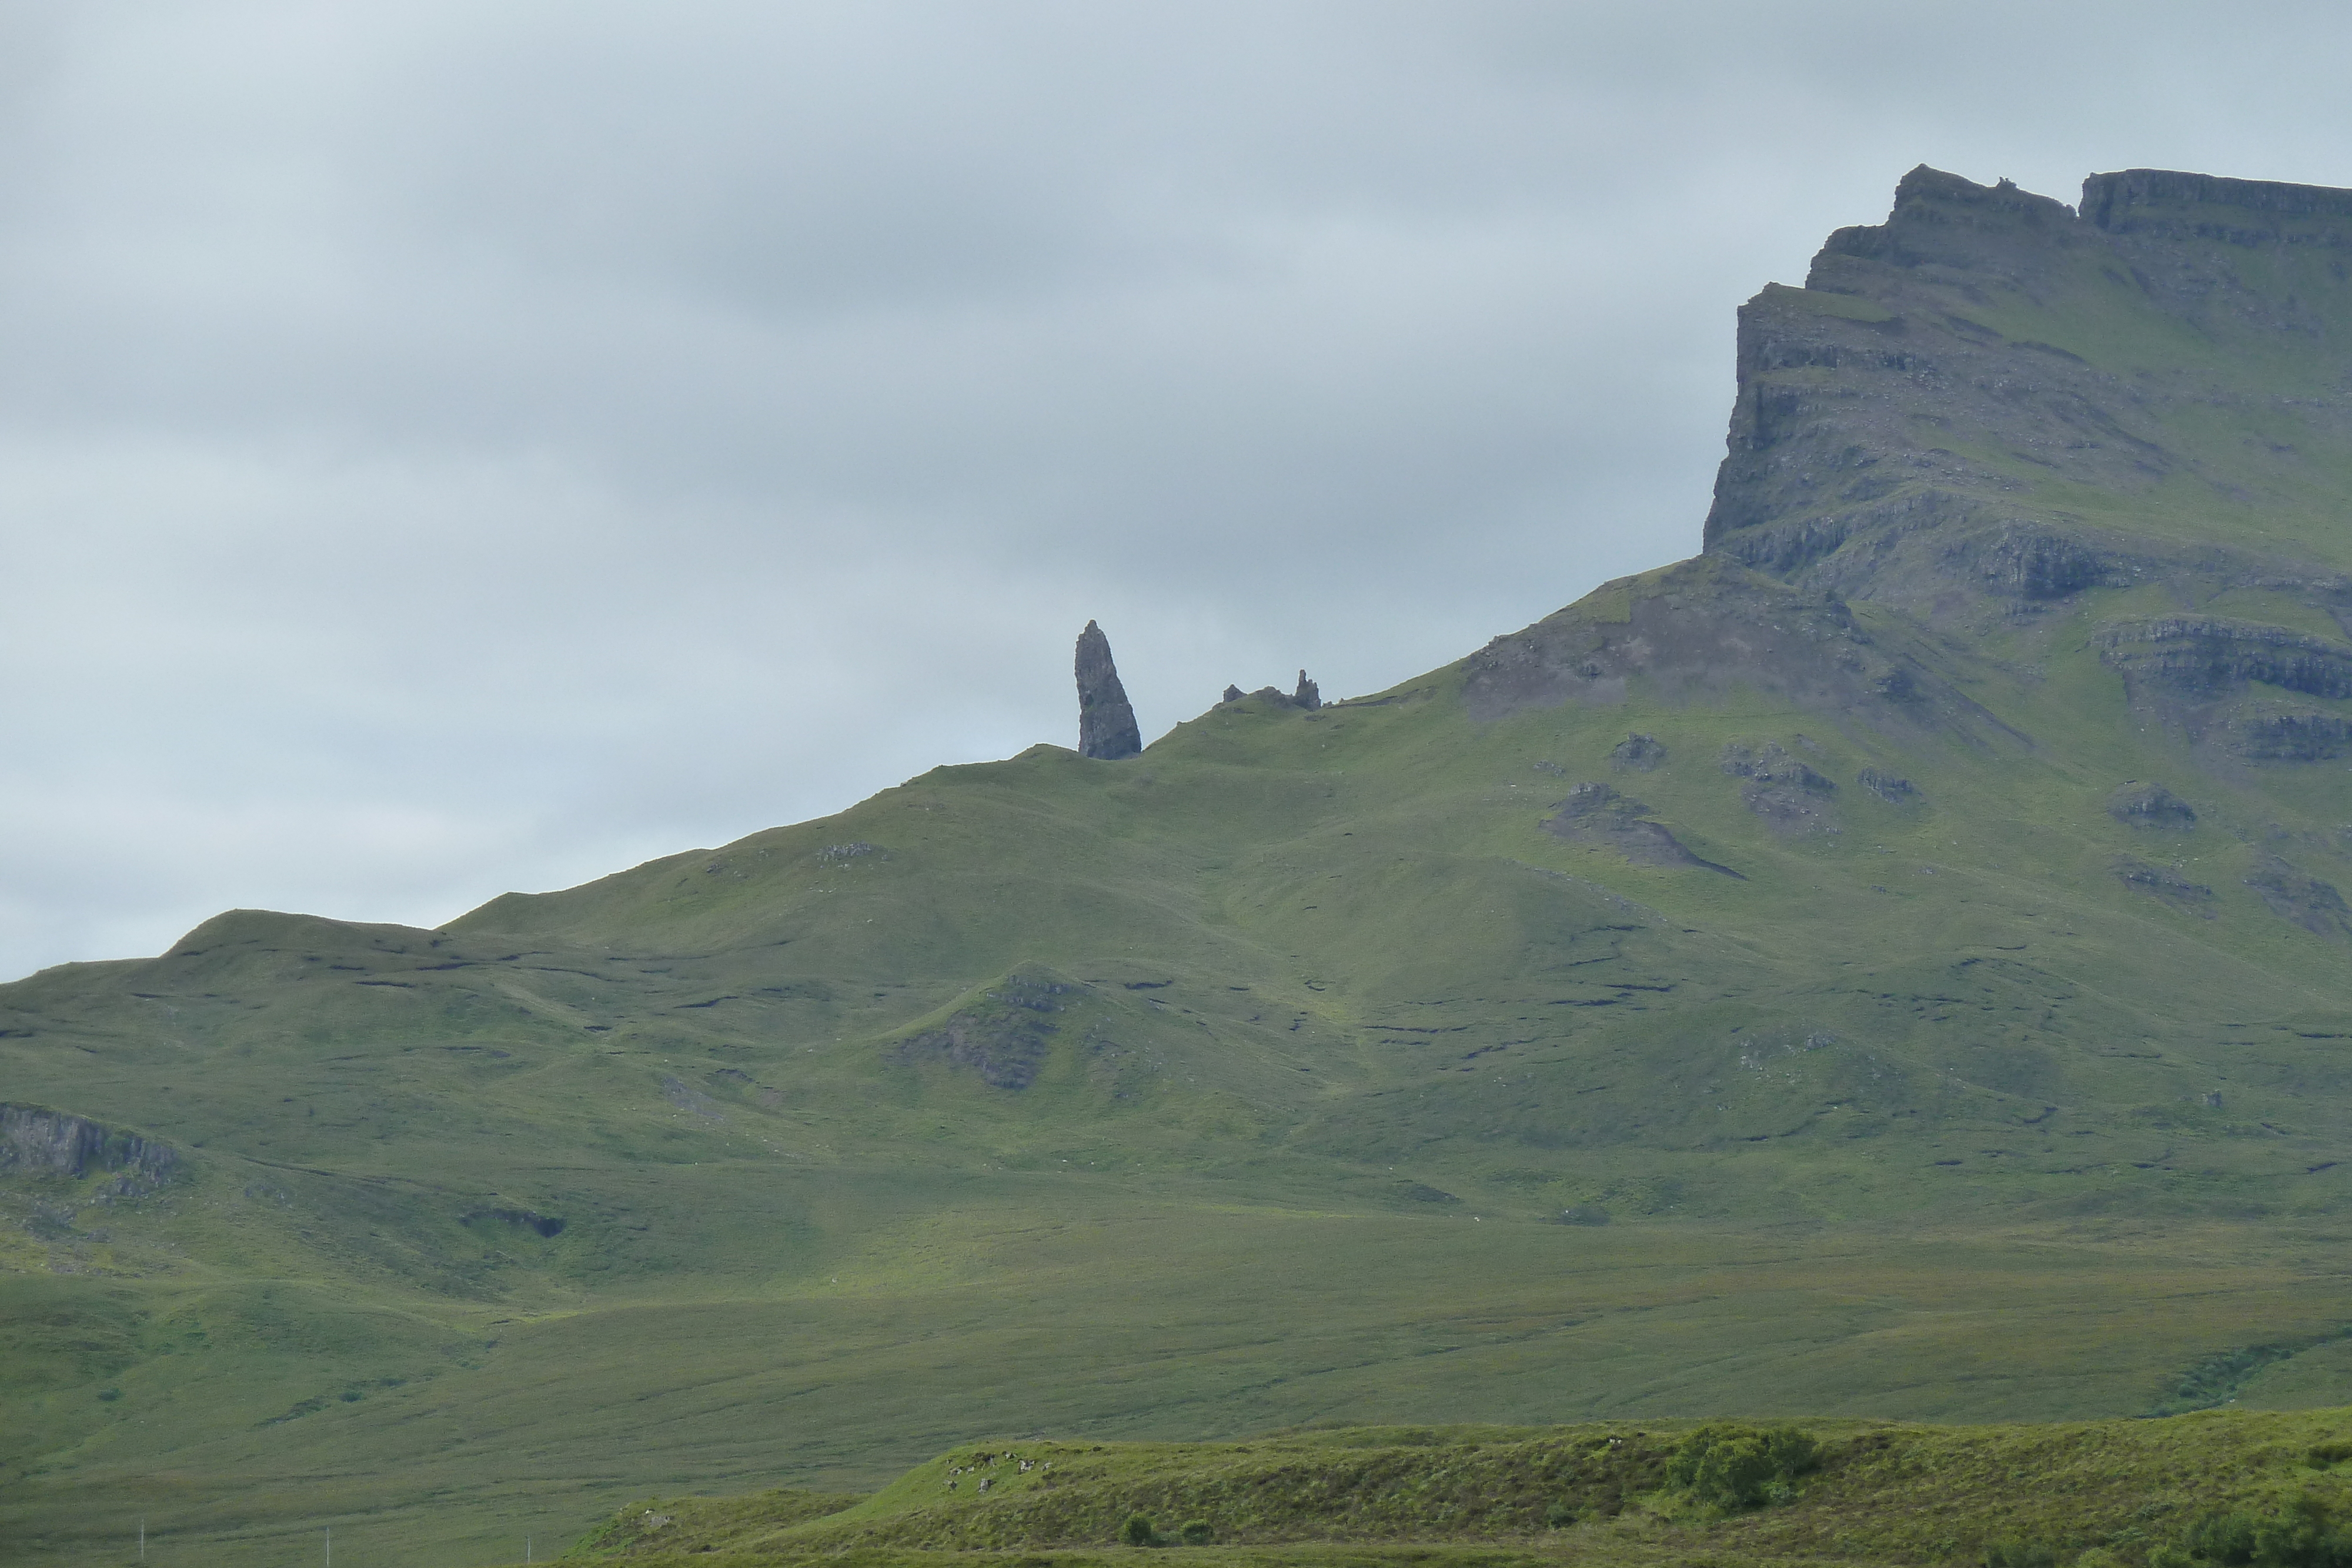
top-left (1664, 1425), bottom-right (1820, 1510)
top-left (1122, 1513), bottom-right (1158, 1547)
top-left (2255, 1496), bottom-right (2352, 1568)
top-left (1544, 1501), bottom-right (1580, 1529)
top-left (1178, 1520), bottom-right (1212, 1546)
top-left (2187, 1512), bottom-right (2261, 1566)
top-left (2180, 1498), bottom-right (2352, 1568)
top-left (1983, 1539), bottom-right (2057, 1568)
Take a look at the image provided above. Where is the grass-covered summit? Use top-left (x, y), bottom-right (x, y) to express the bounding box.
top-left (5, 167), bottom-right (2352, 1568)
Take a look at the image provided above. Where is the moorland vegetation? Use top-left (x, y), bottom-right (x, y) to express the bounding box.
top-left (7, 165), bottom-right (2352, 1567)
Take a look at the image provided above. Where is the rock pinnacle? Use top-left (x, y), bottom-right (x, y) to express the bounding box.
top-left (1075, 620), bottom-right (1142, 760)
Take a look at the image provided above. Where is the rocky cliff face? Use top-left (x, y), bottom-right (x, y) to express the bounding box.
top-left (1703, 165), bottom-right (2352, 617)
top-left (1075, 620), bottom-right (1142, 760)
top-left (1697, 164), bottom-right (2352, 774)
top-left (0, 1102), bottom-right (177, 1192)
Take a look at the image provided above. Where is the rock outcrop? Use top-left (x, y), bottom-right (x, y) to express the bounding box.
top-left (894, 968), bottom-right (1080, 1090)
top-left (1458, 554), bottom-right (2014, 742)
top-left (1217, 673), bottom-right (1322, 710)
top-left (1700, 165), bottom-right (2352, 621)
top-left (1075, 621), bottom-right (1142, 761)
top-left (0, 1103), bottom-right (178, 1193)
top-left (2096, 619), bottom-right (2352, 703)
top-left (1857, 767), bottom-right (1917, 804)
top-left (2108, 783), bottom-right (2197, 830)
top-left (1720, 743), bottom-right (1839, 836)
top-left (1609, 734), bottom-right (1666, 771)
top-left (2114, 858), bottom-right (2215, 915)
top-left (1543, 783), bottom-right (1741, 877)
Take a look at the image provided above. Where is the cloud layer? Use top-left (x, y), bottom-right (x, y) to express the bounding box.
top-left (6, 1), bottom-right (2350, 977)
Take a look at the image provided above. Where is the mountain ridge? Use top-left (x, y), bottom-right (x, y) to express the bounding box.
top-left (6, 165), bottom-right (2352, 1567)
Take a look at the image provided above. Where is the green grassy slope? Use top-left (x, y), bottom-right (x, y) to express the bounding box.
top-left (576, 1410), bottom-right (2352, 1567)
top-left (9, 560), bottom-right (2352, 1565)
top-left (6, 168), bottom-right (2352, 1568)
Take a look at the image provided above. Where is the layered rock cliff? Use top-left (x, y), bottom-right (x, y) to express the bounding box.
top-left (1705, 165), bottom-right (2352, 617)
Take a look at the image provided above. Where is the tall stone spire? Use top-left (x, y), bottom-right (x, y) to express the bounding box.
top-left (1075, 620), bottom-right (1142, 760)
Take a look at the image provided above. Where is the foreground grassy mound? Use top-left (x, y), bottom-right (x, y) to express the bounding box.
top-left (576, 1412), bottom-right (2352, 1567)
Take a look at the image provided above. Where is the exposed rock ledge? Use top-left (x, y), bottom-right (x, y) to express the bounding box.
top-left (0, 1103), bottom-right (178, 1193)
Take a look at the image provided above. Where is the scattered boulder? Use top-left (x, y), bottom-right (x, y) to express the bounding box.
top-left (2246, 857), bottom-right (2352, 941)
top-left (1857, 767), bottom-right (1917, 803)
top-left (2109, 783), bottom-right (2197, 830)
top-left (662, 1076), bottom-right (726, 1121)
top-left (1075, 621), bottom-right (1143, 761)
top-left (1722, 743), bottom-right (1839, 835)
top-left (1611, 734), bottom-right (1667, 771)
top-left (2113, 857), bottom-right (2215, 915)
top-left (0, 1104), bottom-right (177, 1194)
top-left (1544, 783), bottom-right (1742, 877)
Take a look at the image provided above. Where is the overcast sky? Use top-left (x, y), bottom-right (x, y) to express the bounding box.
top-left (5, 1), bottom-right (2350, 979)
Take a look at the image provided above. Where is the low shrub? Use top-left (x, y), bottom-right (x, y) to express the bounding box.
top-left (1122, 1512), bottom-right (1158, 1547)
top-left (2186, 1510), bottom-right (2262, 1566)
top-left (1664, 1424), bottom-right (1821, 1510)
top-left (1983, 1537), bottom-right (2057, 1568)
top-left (2177, 1497), bottom-right (2352, 1568)
top-left (1178, 1519), bottom-right (1212, 1545)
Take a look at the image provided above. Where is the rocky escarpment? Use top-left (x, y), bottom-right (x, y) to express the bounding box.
top-left (0, 1102), bottom-right (178, 1193)
top-left (2227, 710), bottom-right (2352, 761)
top-left (1075, 621), bottom-right (1143, 761)
top-left (1459, 554), bottom-right (2013, 743)
top-left (2093, 618), bottom-right (2352, 759)
top-left (1700, 165), bottom-right (2352, 620)
top-left (2096, 618), bottom-right (2352, 702)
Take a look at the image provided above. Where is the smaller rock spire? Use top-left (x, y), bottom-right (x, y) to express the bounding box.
top-left (1075, 621), bottom-right (1142, 760)
top-left (1293, 670), bottom-right (1321, 710)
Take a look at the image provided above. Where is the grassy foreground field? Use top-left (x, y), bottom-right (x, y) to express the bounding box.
top-left (9, 1203), bottom-right (2352, 1567)
top-left (565, 1409), bottom-right (2352, 1567)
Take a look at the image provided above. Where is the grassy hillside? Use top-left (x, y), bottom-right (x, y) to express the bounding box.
top-left (6, 168), bottom-right (2352, 1568)
top-left (573, 1410), bottom-right (2352, 1567)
